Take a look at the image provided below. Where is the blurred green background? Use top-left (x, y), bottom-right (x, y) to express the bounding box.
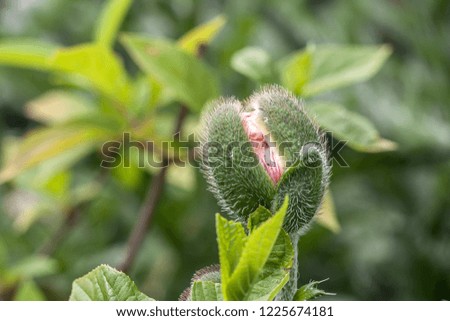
top-left (0, 0), bottom-right (449, 301)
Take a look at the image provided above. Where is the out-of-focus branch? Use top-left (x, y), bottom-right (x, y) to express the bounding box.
top-left (118, 105), bottom-right (188, 273)
top-left (37, 207), bottom-right (81, 256)
top-left (118, 44), bottom-right (206, 273)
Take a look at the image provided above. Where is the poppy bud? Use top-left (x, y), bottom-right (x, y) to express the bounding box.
top-left (199, 85), bottom-right (330, 234)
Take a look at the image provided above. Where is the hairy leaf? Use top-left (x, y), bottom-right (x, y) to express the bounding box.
top-left (191, 281), bottom-right (223, 301)
top-left (223, 199), bottom-right (293, 300)
top-left (294, 279), bottom-right (334, 301)
top-left (69, 265), bottom-right (153, 301)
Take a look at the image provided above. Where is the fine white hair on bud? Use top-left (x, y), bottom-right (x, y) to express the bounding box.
top-left (198, 85), bottom-right (331, 234)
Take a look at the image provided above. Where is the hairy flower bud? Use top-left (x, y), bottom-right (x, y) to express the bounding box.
top-left (199, 85), bottom-right (330, 234)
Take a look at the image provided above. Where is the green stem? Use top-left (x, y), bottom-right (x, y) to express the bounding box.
top-left (276, 232), bottom-right (299, 300)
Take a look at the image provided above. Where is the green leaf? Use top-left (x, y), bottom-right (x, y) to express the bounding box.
top-left (50, 44), bottom-right (131, 104)
top-left (231, 47), bottom-right (274, 83)
top-left (121, 34), bottom-right (219, 111)
top-left (0, 39), bottom-right (58, 70)
top-left (178, 15), bottom-right (227, 55)
top-left (0, 122), bottom-right (113, 184)
top-left (307, 101), bottom-right (397, 152)
top-left (247, 205), bottom-right (272, 232)
top-left (244, 229), bottom-right (293, 301)
top-left (25, 90), bottom-right (94, 124)
top-left (69, 265), bottom-right (153, 301)
top-left (95, 0), bottom-right (133, 47)
top-left (129, 75), bottom-right (162, 116)
top-left (282, 44), bottom-right (391, 97)
top-left (293, 279), bottom-right (334, 301)
top-left (280, 47), bottom-right (312, 95)
top-left (191, 281), bottom-right (223, 301)
top-left (14, 280), bottom-right (46, 301)
top-left (315, 191), bottom-right (341, 233)
top-left (222, 199), bottom-right (293, 301)
top-left (216, 214), bottom-right (247, 288)
top-left (9, 255), bottom-right (58, 280)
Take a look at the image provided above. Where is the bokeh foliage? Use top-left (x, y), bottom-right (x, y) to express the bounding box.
top-left (0, 0), bottom-right (449, 300)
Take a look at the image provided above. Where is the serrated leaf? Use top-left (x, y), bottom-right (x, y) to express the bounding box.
top-left (293, 279), bottom-right (334, 301)
top-left (282, 44), bottom-right (391, 97)
top-left (25, 90), bottom-right (94, 124)
top-left (223, 198), bottom-right (293, 301)
top-left (0, 122), bottom-right (113, 183)
top-left (244, 229), bottom-right (293, 301)
top-left (121, 34), bottom-right (219, 111)
top-left (50, 44), bottom-right (131, 104)
top-left (191, 281), bottom-right (223, 301)
top-left (0, 39), bottom-right (58, 70)
top-left (95, 0), bottom-right (133, 47)
top-left (231, 47), bottom-right (273, 82)
top-left (69, 265), bottom-right (153, 301)
top-left (316, 191), bottom-right (341, 233)
top-left (178, 15), bottom-right (226, 55)
top-left (307, 101), bottom-right (397, 152)
top-left (247, 205), bottom-right (272, 232)
top-left (216, 214), bottom-right (247, 288)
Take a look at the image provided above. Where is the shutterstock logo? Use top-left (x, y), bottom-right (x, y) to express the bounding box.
top-left (100, 131), bottom-right (349, 169)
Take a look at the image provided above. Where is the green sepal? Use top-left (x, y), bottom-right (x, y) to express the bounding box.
top-left (199, 98), bottom-right (276, 222)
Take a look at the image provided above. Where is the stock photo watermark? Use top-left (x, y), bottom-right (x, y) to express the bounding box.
top-left (100, 132), bottom-right (349, 169)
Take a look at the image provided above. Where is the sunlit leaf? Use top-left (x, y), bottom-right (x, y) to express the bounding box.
top-left (282, 44), bottom-right (392, 96)
top-left (3, 188), bottom-right (58, 233)
top-left (231, 47), bottom-right (274, 82)
top-left (315, 191), bottom-right (340, 233)
top-left (306, 101), bottom-right (397, 152)
top-left (280, 47), bottom-right (312, 94)
top-left (121, 34), bottom-right (219, 111)
top-left (178, 15), bottom-right (227, 55)
top-left (0, 39), bottom-right (58, 70)
top-left (95, 0), bottom-right (133, 47)
top-left (69, 265), bottom-right (153, 301)
top-left (166, 166), bottom-right (196, 192)
top-left (0, 122), bottom-right (113, 184)
top-left (25, 90), bottom-right (94, 124)
top-left (50, 44), bottom-right (131, 104)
